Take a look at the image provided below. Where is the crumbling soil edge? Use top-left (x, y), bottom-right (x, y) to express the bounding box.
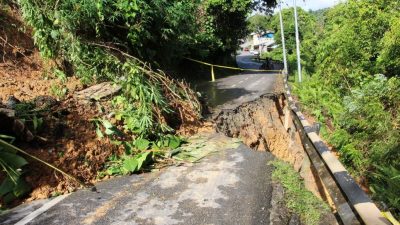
top-left (213, 93), bottom-right (338, 222)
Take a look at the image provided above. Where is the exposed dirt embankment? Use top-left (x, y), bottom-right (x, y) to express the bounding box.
top-left (215, 94), bottom-right (328, 200)
top-left (215, 94), bottom-right (304, 168)
top-left (214, 93), bottom-right (338, 225)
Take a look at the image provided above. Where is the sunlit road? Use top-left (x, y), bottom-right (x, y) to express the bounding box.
top-left (2, 135), bottom-right (276, 225)
top-left (197, 52), bottom-right (279, 110)
top-left (0, 52), bottom-right (281, 225)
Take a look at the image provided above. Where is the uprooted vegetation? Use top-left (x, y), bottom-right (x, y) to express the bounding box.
top-left (0, 2), bottom-right (204, 206)
top-left (0, 0), bottom-right (282, 206)
top-left (16, 0), bottom-right (203, 139)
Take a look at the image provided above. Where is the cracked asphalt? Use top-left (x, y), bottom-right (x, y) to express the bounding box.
top-left (0, 52), bottom-right (280, 225)
top-left (1, 135), bottom-right (276, 225)
top-left (31, 143), bottom-right (275, 225)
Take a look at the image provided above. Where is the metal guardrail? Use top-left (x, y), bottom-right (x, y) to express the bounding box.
top-left (185, 57), bottom-right (394, 224)
top-left (282, 74), bottom-right (391, 225)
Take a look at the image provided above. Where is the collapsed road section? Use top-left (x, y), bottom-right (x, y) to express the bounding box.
top-left (214, 80), bottom-right (391, 225)
top-left (216, 94), bottom-right (297, 159)
top-left (215, 94), bottom-right (326, 200)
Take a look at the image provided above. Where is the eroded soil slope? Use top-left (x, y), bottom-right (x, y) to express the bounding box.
top-left (0, 7), bottom-right (125, 203)
top-left (215, 94), bottom-right (304, 168)
top-left (215, 94), bottom-right (333, 200)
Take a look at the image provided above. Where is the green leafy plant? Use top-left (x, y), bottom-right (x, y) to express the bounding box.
top-left (0, 135), bottom-right (30, 204)
top-left (0, 135), bottom-right (86, 205)
top-left (134, 138), bottom-right (150, 151)
top-left (288, 0), bottom-right (400, 217)
top-left (92, 117), bottom-right (184, 178)
top-left (92, 119), bottom-right (123, 139)
top-left (101, 151), bottom-right (153, 177)
top-left (13, 101), bottom-right (46, 133)
top-left (370, 165), bottom-right (400, 215)
top-left (270, 160), bottom-right (330, 225)
top-left (50, 83), bottom-right (67, 99)
top-left (52, 68), bottom-right (67, 83)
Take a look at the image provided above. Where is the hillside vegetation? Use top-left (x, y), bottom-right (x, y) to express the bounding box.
top-left (0, 0), bottom-right (279, 205)
top-left (265, 0), bottom-right (399, 216)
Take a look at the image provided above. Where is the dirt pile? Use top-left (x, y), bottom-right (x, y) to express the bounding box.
top-left (0, 6), bottom-right (115, 203)
top-left (0, 6), bottom-right (206, 206)
top-left (0, 7), bottom-right (66, 102)
top-left (0, 94), bottom-right (126, 202)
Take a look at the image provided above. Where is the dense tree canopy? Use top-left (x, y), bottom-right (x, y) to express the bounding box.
top-left (247, 14), bottom-right (271, 34)
top-left (279, 0), bottom-right (400, 216)
top-left (14, 0), bottom-right (278, 65)
top-left (271, 7), bottom-right (316, 54)
top-left (264, 7), bottom-right (316, 73)
top-left (314, 0), bottom-right (400, 85)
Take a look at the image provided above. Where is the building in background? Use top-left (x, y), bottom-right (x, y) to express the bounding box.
top-left (241, 31), bottom-right (276, 55)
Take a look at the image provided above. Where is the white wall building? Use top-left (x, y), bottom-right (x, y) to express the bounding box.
top-left (250, 31), bottom-right (275, 53)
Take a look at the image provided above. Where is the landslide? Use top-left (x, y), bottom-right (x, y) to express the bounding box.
top-left (0, 5), bottom-right (203, 206)
top-left (0, 7), bottom-right (121, 203)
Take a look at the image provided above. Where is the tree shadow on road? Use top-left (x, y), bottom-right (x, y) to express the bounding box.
top-left (196, 84), bottom-right (255, 107)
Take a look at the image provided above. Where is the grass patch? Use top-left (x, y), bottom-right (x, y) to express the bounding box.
top-left (270, 160), bottom-right (330, 225)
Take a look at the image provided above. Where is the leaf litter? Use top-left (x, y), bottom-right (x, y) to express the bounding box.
top-left (169, 133), bottom-right (242, 163)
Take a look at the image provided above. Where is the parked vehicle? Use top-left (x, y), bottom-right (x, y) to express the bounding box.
top-left (250, 50), bottom-right (259, 56)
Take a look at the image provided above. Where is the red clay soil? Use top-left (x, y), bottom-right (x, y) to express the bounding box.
top-left (21, 98), bottom-right (125, 201)
top-left (0, 8), bottom-right (124, 204)
top-left (0, 7), bottom-right (205, 205)
top-left (1, 53), bottom-right (122, 204)
top-left (0, 8), bottom-right (82, 102)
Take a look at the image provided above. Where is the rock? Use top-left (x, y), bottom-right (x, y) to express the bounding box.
top-left (0, 107), bottom-right (34, 142)
top-left (74, 82), bottom-right (121, 100)
top-left (12, 118), bottom-right (34, 142)
top-left (0, 108), bottom-right (15, 117)
top-left (289, 214), bottom-right (301, 225)
top-left (33, 95), bottom-right (58, 109)
top-left (6, 95), bottom-right (20, 109)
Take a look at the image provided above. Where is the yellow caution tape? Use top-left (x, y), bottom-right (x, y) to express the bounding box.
top-left (185, 57), bottom-right (213, 66)
top-left (184, 57), bottom-right (282, 81)
top-left (382, 211), bottom-right (400, 225)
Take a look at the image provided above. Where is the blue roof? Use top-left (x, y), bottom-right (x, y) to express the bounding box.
top-left (262, 33), bottom-right (274, 38)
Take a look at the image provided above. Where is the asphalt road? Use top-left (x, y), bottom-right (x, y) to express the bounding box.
top-left (33, 144), bottom-right (274, 225)
top-left (198, 52), bottom-right (279, 110)
top-left (0, 53), bottom-right (280, 225)
top-left (2, 135), bottom-right (277, 225)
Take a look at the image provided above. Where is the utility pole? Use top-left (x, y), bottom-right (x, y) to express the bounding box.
top-left (279, 1), bottom-right (288, 75)
top-left (293, 0), bottom-right (302, 82)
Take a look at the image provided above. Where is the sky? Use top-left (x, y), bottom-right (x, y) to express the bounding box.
top-left (280, 0), bottom-right (342, 11)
